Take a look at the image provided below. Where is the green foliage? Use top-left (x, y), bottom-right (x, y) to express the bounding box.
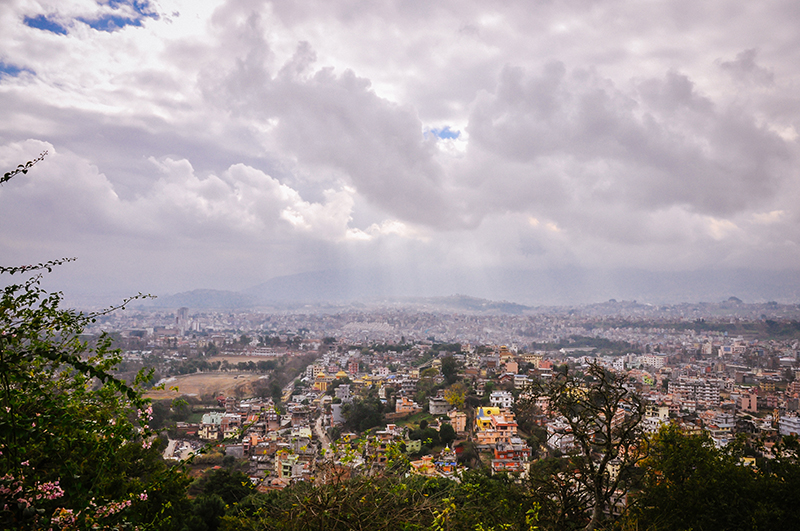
top-left (529, 336), bottom-right (638, 355)
top-left (199, 469), bottom-right (256, 506)
top-left (430, 343), bottom-right (462, 354)
top-left (326, 376), bottom-right (351, 396)
top-left (185, 494), bottom-right (227, 531)
top-left (1, 150), bottom-right (47, 184)
top-left (0, 158), bottom-right (190, 529)
top-left (626, 425), bottom-right (800, 531)
top-left (220, 471), bottom-right (538, 531)
top-left (440, 355), bottom-right (460, 385)
top-left (0, 261), bottom-right (191, 529)
top-left (409, 427), bottom-right (440, 448)
top-left (444, 381), bottom-right (467, 409)
top-left (439, 423), bottom-right (457, 446)
top-left (342, 397), bottom-right (386, 433)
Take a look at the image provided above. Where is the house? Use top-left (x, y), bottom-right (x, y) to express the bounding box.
top-left (491, 438), bottom-right (532, 478)
top-left (741, 392), bottom-right (758, 413)
top-left (199, 411), bottom-right (224, 440)
top-left (396, 396), bottom-right (423, 415)
top-left (474, 407), bottom-right (519, 448)
top-left (475, 407), bottom-right (502, 430)
top-left (546, 417), bottom-right (575, 453)
top-left (448, 410), bottom-right (467, 434)
top-left (429, 397), bottom-right (450, 415)
top-left (489, 390), bottom-right (514, 409)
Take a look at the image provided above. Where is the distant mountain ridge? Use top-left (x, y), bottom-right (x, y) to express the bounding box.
top-left (144, 267), bottom-right (800, 310)
top-left (148, 289), bottom-right (257, 309)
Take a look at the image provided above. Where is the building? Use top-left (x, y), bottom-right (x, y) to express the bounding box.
top-left (429, 397), bottom-right (450, 415)
top-left (639, 355), bottom-right (666, 370)
top-left (448, 410), bottom-right (467, 434)
top-left (668, 377), bottom-right (720, 408)
top-left (475, 407), bottom-right (503, 430)
top-left (491, 437), bottom-right (532, 478)
top-left (396, 396), bottom-right (423, 415)
top-left (779, 415), bottom-right (800, 437)
top-left (546, 417), bottom-right (575, 453)
top-left (489, 390), bottom-right (514, 409)
top-left (199, 411), bottom-right (224, 440)
top-left (474, 407), bottom-right (518, 448)
top-left (741, 393), bottom-right (758, 413)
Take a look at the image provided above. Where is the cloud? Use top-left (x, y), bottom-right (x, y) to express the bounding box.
top-left (2, 0), bottom-right (800, 301)
top-left (718, 49), bottom-right (775, 87)
top-left (0, 140), bottom-right (424, 287)
top-left (463, 63), bottom-right (791, 220)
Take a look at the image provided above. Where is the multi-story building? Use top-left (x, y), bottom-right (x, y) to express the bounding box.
top-left (640, 355), bottom-right (666, 370)
top-left (668, 377), bottom-right (720, 408)
top-left (448, 410), bottom-right (467, 434)
top-left (740, 393), bottom-right (758, 413)
top-left (396, 396), bottom-right (422, 415)
top-left (779, 415), bottom-right (800, 437)
top-left (429, 397), bottom-right (450, 415)
top-left (546, 417), bottom-right (574, 453)
top-left (491, 437), bottom-right (533, 477)
top-left (490, 390), bottom-right (514, 409)
top-left (199, 411), bottom-right (224, 440)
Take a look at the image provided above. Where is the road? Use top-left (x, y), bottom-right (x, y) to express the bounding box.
top-left (314, 414), bottom-right (331, 451)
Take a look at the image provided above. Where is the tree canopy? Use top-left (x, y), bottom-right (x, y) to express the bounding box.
top-left (0, 155), bottom-right (189, 530)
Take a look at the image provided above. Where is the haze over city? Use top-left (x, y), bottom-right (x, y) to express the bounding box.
top-left (2, 0), bottom-right (800, 306)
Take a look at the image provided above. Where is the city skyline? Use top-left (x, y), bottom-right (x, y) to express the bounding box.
top-left (2, 1), bottom-right (800, 305)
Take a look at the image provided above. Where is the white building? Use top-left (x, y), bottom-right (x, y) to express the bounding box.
top-left (490, 390), bottom-right (515, 409)
top-left (639, 355), bottom-right (666, 370)
top-left (779, 415), bottom-right (800, 437)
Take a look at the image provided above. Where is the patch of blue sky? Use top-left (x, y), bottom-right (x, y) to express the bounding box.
top-left (103, 0), bottom-right (159, 20)
top-left (23, 14), bottom-right (68, 35)
top-left (0, 62), bottom-right (34, 78)
top-left (431, 126), bottom-right (461, 140)
top-left (79, 14), bottom-right (143, 31)
top-left (82, 0), bottom-right (158, 32)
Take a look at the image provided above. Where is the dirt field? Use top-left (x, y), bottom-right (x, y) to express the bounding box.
top-left (208, 355), bottom-right (282, 364)
top-left (145, 372), bottom-right (264, 400)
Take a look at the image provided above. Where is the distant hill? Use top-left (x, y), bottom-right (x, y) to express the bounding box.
top-left (247, 267), bottom-right (800, 306)
top-left (143, 267), bottom-right (800, 311)
top-left (145, 289), bottom-right (257, 309)
top-left (399, 294), bottom-right (532, 314)
top-left (249, 268), bottom-right (401, 303)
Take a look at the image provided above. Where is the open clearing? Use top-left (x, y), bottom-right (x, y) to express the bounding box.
top-left (208, 355), bottom-right (282, 364)
top-left (145, 372), bottom-right (263, 400)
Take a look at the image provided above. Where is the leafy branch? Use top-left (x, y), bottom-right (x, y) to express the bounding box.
top-left (1, 150), bottom-right (48, 185)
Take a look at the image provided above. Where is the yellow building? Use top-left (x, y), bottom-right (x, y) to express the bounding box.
top-left (475, 407), bottom-right (502, 430)
top-left (314, 372), bottom-right (333, 392)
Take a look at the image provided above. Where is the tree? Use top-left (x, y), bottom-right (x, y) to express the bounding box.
top-left (626, 425), bottom-right (800, 531)
top-left (441, 355), bottom-right (460, 385)
top-left (628, 424), bottom-right (747, 530)
top-left (525, 362), bottom-right (646, 531)
top-left (0, 154), bottom-right (190, 529)
top-left (342, 397), bottom-right (385, 433)
top-left (444, 382), bottom-right (467, 409)
top-left (200, 469), bottom-right (256, 506)
top-left (0, 266), bottom-right (194, 530)
top-left (439, 423), bottom-right (457, 446)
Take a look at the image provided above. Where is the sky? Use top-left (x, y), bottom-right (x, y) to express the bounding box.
top-left (1, 0), bottom-right (800, 306)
